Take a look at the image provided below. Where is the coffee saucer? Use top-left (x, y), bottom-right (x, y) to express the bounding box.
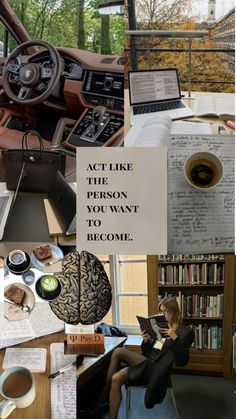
top-left (31, 244), bottom-right (63, 272)
top-left (4, 283), bottom-right (35, 321)
top-left (5, 252), bottom-right (31, 275)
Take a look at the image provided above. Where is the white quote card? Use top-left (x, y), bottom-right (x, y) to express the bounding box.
top-left (76, 147), bottom-right (167, 254)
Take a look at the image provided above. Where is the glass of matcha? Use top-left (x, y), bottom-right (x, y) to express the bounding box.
top-left (35, 275), bottom-right (61, 300)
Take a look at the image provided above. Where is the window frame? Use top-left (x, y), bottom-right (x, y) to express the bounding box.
top-left (110, 255), bottom-right (148, 334)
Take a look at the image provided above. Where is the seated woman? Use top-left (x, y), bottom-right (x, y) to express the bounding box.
top-left (99, 296), bottom-right (194, 419)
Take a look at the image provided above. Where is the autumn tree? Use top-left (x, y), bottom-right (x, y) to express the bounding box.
top-left (135, 0), bottom-right (192, 29)
top-left (126, 17), bottom-right (234, 93)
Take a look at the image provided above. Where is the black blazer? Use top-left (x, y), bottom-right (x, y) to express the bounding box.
top-left (128, 326), bottom-right (194, 409)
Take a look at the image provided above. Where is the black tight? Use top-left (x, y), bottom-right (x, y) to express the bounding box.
top-left (103, 348), bottom-right (147, 419)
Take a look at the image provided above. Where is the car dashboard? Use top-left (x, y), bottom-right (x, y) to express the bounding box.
top-left (28, 48), bottom-right (124, 114)
top-left (0, 47), bottom-right (124, 150)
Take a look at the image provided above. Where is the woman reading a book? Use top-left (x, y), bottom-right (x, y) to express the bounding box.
top-left (97, 296), bottom-right (194, 419)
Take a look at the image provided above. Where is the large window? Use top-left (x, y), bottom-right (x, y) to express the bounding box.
top-left (98, 255), bottom-right (113, 325)
top-left (98, 255), bottom-right (148, 333)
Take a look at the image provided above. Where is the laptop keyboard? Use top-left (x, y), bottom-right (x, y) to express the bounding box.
top-left (0, 196), bottom-right (9, 224)
top-left (133, 100), bottom-right (185, 115)
top-left (66, 215), bottom-right (76, 235)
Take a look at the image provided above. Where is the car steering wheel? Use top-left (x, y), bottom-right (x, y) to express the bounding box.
top-left (3, 40), bottom-right (61, 105)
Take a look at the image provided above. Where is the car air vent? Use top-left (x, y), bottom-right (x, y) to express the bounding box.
top-left (100, 58), bottom-right (115, 64)
top-left (82, 94), bottom-right (107, 107)
top-left (82, 94), bottom-right (124, 112)
top-left (113, 99), bottom-right (124, 112)
top-left (117, 57), bottom-right (126, 65)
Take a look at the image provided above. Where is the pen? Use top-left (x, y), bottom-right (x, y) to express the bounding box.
top-left (48, 360), bottom-right (77, 379)
top-left (218, 126), bottom-right (227, 135)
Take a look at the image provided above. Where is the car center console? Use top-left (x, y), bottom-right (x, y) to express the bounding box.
top-left (64, 108), bottom-right (124, 149)
top-left (81, 70), bottom-right (124, 112)
top-left (64, 70), bottom-right (124, 149)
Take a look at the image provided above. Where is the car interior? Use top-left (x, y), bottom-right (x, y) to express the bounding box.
top-left (0, 0), bottom-right (124, 182)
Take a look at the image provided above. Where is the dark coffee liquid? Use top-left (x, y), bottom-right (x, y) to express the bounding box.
top-left (3, 372), bottom-right (32, 398)
top-left (188, 157), bottom-right (219, 188)
top-left (191, 163), bottom-right (214, 186)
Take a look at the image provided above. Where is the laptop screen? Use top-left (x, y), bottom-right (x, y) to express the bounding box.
top-left (129, 69), bottom-right (181, 105)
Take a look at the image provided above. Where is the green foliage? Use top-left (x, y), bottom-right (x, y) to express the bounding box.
top-left (7, 0), bottom-right (124, 55)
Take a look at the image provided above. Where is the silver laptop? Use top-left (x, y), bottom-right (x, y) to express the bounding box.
top-left (0, 185), bottom-right (15, 240)
top-left (129, 68), bottom-right (194, 125)
top-left (48, 171), bottom-right (76, 236)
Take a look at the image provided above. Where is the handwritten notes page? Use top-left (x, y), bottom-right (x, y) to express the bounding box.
top-left (50, 343), bottom-right (76, 419)
top-left (168, 135), bottom-right (234, 253)
top-left (3, 348), bottom-right (47, 372)
top-left (0, 303), bottom-right (64, 349)
top-left (29, 303), bottom-right (64, 337)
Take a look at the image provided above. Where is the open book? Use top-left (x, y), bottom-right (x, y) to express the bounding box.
top-left (0, 303), bottom-right (64, 349)
top-left (136, 314), bottom-right (168, 340)
top-left (124, 114), bottom-right (212, 147)
top-left (193, 97), bottom-right (235, 120)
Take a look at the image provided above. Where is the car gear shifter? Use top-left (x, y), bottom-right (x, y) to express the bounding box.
top-left (80, 105), bottom-right (110, 142)
top-left (92, 106), bottom-right (106, 127)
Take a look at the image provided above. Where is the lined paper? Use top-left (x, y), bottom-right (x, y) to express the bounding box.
top-left (168, 135), bottom-right (235, 253)
top-left (3, 348), bottom-right (47, 372)
top-left (50, 343), bottom-right (76, 419)
top-left (0, 303), bottom-right (64, 348)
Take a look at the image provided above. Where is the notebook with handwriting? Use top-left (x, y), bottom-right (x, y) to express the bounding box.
top-left (0, 303), bottom-right (64, 349)
top-left (50, 343), bottom-right (76, 419)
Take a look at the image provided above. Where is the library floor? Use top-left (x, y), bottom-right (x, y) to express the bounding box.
top-left (96, 374), bottom-right (236, 419)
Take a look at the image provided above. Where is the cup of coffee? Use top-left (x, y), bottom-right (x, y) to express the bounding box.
top-left (184, 152), bottom-right (223, 190)
top-left (0, 366), bottom-right (35, 418)
top-left (8, 250), bottom-right (26, 266)
top-left (6, 250), bottom-right (30, 275)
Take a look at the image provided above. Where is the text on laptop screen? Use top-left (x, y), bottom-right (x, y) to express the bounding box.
top-left (129, 69), bottom-right (181, 105)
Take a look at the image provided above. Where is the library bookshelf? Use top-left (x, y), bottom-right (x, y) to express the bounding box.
top-left (147, 254), bottom-right (236, 379)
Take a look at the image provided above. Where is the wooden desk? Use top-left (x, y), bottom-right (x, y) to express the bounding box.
top-left (0, 335), bottom-right (126, 418)
top-left (0, 332), bottom-right (65, 419)
top-left (124, 90), bottom-right (235, 135)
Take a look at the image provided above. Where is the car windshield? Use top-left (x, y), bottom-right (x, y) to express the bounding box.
top-left (2, 0), bottom-right (124, 55)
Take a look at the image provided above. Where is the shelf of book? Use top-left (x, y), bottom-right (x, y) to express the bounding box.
top-left (158, 260), bottom-right (224, 265)
top-left (182, 317), bottom-right (223, 320)
top-left (147, 254), bottom-right (236, 379)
